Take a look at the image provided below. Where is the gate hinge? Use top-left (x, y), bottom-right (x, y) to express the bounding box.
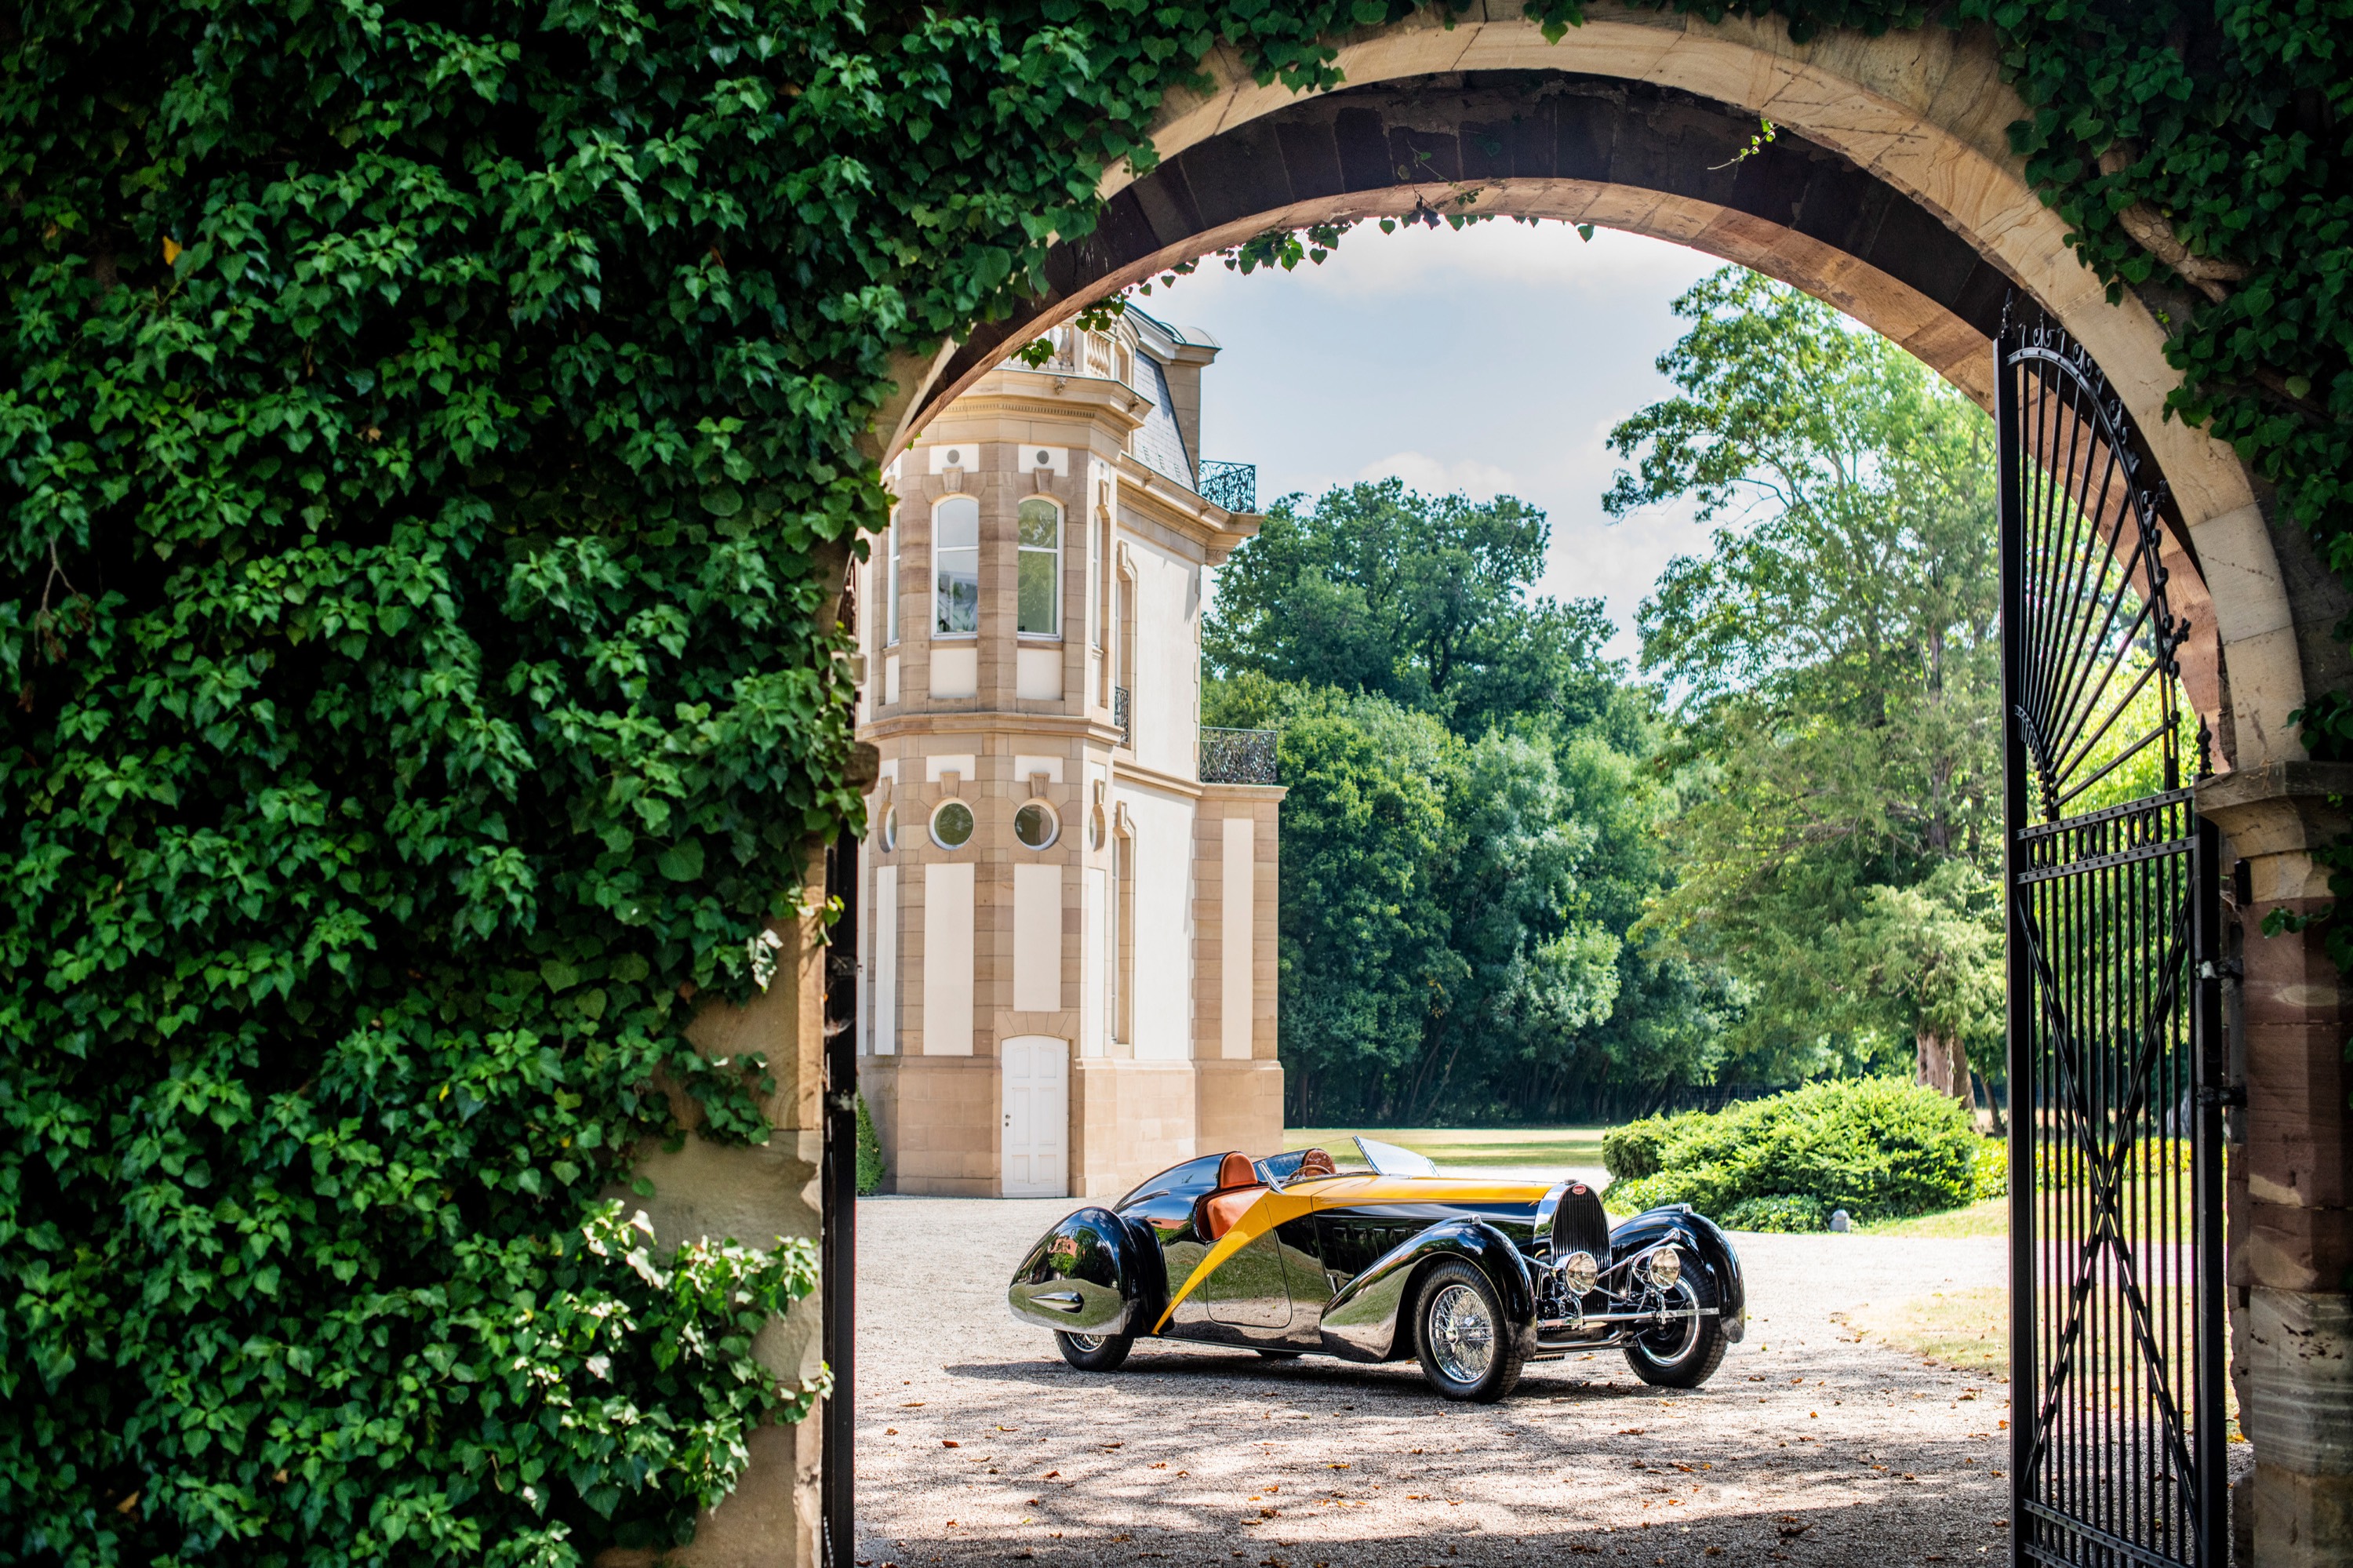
top-left (2196, 959), bottom-right (2244, 983)
top-left (827, 1090), bottom-right (857, 1115)
top-left (2197, 1085), bottom-right (2248, 1108)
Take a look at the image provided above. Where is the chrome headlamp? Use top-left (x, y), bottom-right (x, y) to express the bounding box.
top-left (1645, 1245), bottom-right (1682, 1290)
top-left (1555, 1249), bottom-right (1598, 1297)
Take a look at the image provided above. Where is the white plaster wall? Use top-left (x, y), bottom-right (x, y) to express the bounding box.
top-left (1082, 865), bottom-right (1107, 1058)
top-left (1120, 783), bottom-right (1196, 1061)
top-left (1013, 862), bottom-right (1063, 1012)
top-left (1127, 536), bottom-right (1200, 780)
top-left (871, 865), bottom-right (896, 1056)
top-left (922, 861), bottom-right (973, 1055)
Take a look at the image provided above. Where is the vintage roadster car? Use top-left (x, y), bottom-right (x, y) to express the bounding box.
top-left (1006, 1137), bottom-right (1744, 1402)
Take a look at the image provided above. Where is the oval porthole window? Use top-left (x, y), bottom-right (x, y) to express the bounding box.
top-left (1088, 805), bottom-right (1107, 852)
top-left (943, 446), bottom-right (964, 466)
top-left (1014, 802), bottom-right (1058, 850)
top-left (929, 799), bottom-right (975, 849)
top-left (1035, 448), bottom-right (1051, 467)
top-left (878, 805), bottom-right (897, 852)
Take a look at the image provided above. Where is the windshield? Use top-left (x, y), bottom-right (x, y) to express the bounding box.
top-left (1254, 1146), bottom-right (1369, 1188)
top-left (1355, 1136), bottom-right (1439, 1177)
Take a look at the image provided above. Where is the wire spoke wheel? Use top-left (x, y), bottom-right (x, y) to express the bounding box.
top-left (1427, 1282), bottom-right (1496, 1384)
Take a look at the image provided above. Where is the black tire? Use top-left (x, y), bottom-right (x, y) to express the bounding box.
top-left (1621, 1248), bottom-right (1728, 1389)
top-left (1412, 1258), bottom-right (1526, 1402)
top-left (1055, 1329), bottom-right (1136, 1372)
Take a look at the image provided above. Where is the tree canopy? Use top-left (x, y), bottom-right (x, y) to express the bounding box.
top-left (1617, 270), bottom-right (2008, 1094)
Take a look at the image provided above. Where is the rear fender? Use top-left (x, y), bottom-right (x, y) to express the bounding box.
top-left (1319, 1217), bottom-right (1537, 1362)
top-left (1609, 1205), bottom-right (1747, 1343)
top-left (1007, 1207), bottom-right (1153, 1335)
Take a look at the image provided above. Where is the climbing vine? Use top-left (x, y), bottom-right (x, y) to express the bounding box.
top-left (2, 0), bottom-right (2346, 1563)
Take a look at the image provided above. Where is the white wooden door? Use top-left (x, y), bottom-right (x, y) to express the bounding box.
top-left (1000, 1035), bottom-right (1068, 1198)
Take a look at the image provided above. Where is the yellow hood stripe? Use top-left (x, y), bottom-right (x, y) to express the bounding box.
top-left (1149, 1175), bottom-right (1557, 1333)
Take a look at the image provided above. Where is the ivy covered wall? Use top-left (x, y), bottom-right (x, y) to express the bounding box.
top-left (2, 1), bottom-right (2345, 1563)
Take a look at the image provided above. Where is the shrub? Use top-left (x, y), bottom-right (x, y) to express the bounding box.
top-left (1601, 1079), bottom-right (1980, 1228)
top-left (1719, 1194), bottom-right (1832, 1233)
top-left (856, 1095), bottom-right (889, 1196)
top-left (1972, 1137), bottom-right (2009, 1201)
top-left (1601, 1116), bottom-right (1672, 1180)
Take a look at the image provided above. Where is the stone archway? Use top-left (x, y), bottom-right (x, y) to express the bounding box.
top-left (798, 10), bottom-right (2350, 1566)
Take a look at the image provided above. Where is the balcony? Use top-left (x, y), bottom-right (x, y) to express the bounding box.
top-left (1197, 460), bottom-right (1257, 515)
top-left (1199, 727), bottom-right (1277, 785)
top-left (1113, 685), bottom-right (1131, 748)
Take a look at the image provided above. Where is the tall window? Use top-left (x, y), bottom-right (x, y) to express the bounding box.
top-left (933, 495), bottom-right (978, 637)
top-left (886, 509), bottom-right (900, 646)
top-left (1016, 497), bottom-right (1060, 638)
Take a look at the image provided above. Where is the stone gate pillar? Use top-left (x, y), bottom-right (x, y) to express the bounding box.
top-left (2197, 763), bottom-right (2353, 1568)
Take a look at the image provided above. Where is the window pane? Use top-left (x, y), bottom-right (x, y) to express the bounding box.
top-left (1016, 499), bottom-right (1058, 637)
top-left (1016, 498), bottom-right (1059, 550)
top-left (936, 548), bottom-right (978, 635)
top-left (1017, 549), bottom-right (1057, 635)
top-left (933, 497), bottom-right (980, 637)
top-left (935, 497), bottom-right (979, 550)
top-left (886, 518), bottom-right (900, 646)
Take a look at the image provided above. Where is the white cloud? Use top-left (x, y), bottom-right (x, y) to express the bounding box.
top-left (1161, 221), bottom-right (1722, 308)
top-left (1354, 451), bottom-right (1520, 498)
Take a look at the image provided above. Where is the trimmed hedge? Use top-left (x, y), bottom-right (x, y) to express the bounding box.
top-left (1602, 1079), bottom-right (1984, 1228)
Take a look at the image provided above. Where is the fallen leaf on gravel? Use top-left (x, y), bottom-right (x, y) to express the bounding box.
top-left (883, 1428), bottom-right (896, 1435)
top-left (941, 1440), bottom-right (958, 1449)
top-left (1151, 1462), bottom-right (1166, 1469)
top-left (1110, 1534), bottom-right (1132, 1543)
top-left (1042, 1471), bottom-right (1058, 1479)
top-left (901, 1402), bottom-right (924, 1407)
top-left (1619, 1428), bottom-right (1644, 1436)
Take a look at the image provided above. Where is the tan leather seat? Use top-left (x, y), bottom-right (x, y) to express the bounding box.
top-left (1201, 1186), bottom-right (1260, 1241)
top-left (1297, 1148), bottom-right (1337, 1177)
top-left (1196, 1151), bottom-right (1265, 1241)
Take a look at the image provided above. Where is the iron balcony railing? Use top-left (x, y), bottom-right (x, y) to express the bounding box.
top-left (1197, 460), bottom-right (1257, 515)
top-left (1112, 685), bottom-right (1131, 748)
top-left (1198, 726), bottom-right (1277, 784)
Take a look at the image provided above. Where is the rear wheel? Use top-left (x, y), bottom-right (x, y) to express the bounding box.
top-left (1621, 1250), bottom-right (1727, 1389)
top-left (1413, 1259), bottom-right (1526, 1402)
top-left (1055, 1330), bottom-right (1135, 1372)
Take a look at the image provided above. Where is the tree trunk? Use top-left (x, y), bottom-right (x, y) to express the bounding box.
top-left (1915, 1027), bottom-right (1972, 1102)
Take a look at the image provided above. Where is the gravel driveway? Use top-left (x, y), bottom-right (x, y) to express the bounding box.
top-left (853, 1195), bottom-right (2046, 1567)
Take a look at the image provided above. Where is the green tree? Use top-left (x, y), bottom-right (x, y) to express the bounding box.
top-left (1205, 478), bottom-right (1618, 740)
top-left (1616, 269), bottom-right (2003, 1099)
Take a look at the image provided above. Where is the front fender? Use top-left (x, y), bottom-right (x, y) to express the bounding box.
top-left (1319, 1218), bottom-right (1538, 1362)
top-left (1007, 1207), bottom-right (1150, 1335)
top-left (1609, 1205), bottom-right (1747, 1344)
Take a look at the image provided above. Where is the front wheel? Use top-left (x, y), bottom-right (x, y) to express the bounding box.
top-left (1621, 1250), bottom-right (1727, 1389)
top-left (1055, 1329), bottom-right (1136, 1372)
top-left (1413, 1259), bottom-right (1526, 1402)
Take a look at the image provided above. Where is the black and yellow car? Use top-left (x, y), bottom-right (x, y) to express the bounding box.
top-left (1006, 1137), bottom-right (1745, 1402)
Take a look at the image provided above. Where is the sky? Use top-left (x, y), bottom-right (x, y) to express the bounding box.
top-left (1139, 220), bottom-right (1728, 667)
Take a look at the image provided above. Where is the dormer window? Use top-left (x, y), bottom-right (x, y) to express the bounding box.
top-left (1016, 497), bottom-right (1061, 638)
top-left (934, 495), bottom-right (979, 637)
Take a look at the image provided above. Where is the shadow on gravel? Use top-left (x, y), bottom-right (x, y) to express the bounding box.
top-left (864, 1497), bottom-right (2005, 1568)
top-left (947, 1353), bottom-right (1704, 1406)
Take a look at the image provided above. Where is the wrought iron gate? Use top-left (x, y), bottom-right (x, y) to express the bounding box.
top-left (1998, 315), bottom-right (2227, 1566)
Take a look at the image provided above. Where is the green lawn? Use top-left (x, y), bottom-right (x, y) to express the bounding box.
top-left (1288, 1126), bottom-right (1608, 1170)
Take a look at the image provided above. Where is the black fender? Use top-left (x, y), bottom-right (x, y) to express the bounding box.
top-left (1007, 1206), bottom-right (1158, 1336)
top-left (1609, 1205), bottom-right (1747, 1344)
top-left (1318, 1217), bottom-right (1539, 1363)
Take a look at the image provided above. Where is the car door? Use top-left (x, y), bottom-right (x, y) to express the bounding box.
top-left (1201, 1193), bottom-right (1292, 1329)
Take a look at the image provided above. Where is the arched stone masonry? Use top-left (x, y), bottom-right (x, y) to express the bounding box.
top-left (709, 12), bottom-right (2348, 1565)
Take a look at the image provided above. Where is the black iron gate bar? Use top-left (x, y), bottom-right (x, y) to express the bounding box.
top-left (1999, 309), bottom-right (2226, 1568)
